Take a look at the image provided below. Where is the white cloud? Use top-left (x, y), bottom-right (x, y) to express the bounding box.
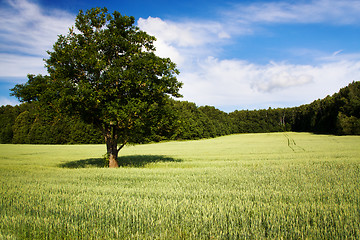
top-left (319, 51), bottom-right (360, 62)
top-left (137, 17), bottom-right (231, 67)
top-left (227, 0), bottom-right (360, 25)
top-left (138, 17), bottom-right (230, 47)
top-left (0, 54), bottom-right (47, 77)
top-left (178, 57), bottom-right (360, 110)
top-left (0, 0), bottom-right (75, 78)
top-left (0, 97), bottom-right (19, 106)
top-left (253, 73), bottom-right (313, 93)
top-left (150, 38), bottom-right (185, 67)
top-left (332, 50), bottom-right (344, 57)
top-left (250, 62), bottom-right (314, 92)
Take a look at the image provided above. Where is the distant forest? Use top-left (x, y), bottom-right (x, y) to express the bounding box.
top-left (1, 81), bottom-right (359, 144)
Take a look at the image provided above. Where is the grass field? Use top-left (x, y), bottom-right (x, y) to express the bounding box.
top-left (0, 132), bottom-right (359, 239)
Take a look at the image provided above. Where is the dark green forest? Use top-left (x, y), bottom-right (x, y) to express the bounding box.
top-left (1, 81), bottom-right (359, 144)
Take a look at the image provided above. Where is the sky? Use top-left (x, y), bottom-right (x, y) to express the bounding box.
top-left (1, 0), bottom-right (360, 112)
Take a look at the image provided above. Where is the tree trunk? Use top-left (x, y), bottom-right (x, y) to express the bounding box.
top-left (102, 123), bottom-right (127, 168)
top-left (105, 136), bottom-right (119, 168)
top-left (109, 151), bottom-right (119, 168)
top-left (104, 125), bottom-right (120, 168)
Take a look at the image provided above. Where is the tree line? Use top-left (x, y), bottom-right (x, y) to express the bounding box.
top-left (1, 81), bottom-right (359, 144)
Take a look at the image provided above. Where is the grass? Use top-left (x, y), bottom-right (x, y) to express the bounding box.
top-left (0, 132), bottom-right (359, 239)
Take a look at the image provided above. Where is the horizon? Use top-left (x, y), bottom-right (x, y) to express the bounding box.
top-left (1, 0), bottom-right (360, 112)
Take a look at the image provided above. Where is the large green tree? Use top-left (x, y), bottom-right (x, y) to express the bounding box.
top-left (11, 8), bottom-right (182, 167)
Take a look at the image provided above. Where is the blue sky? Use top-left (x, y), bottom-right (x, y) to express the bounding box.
top-left (1, 0), bottom-right (360, 112)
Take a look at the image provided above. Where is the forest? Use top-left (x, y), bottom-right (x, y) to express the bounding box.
top-left (0, 81), bottom-right (359, 144)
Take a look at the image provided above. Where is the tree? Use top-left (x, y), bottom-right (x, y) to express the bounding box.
top-left (0, 105), bottom-right (20, 143)
top-left (12, 111), bottom-right (33, 144)
top-left (11, 8), bottom-right (182, 167)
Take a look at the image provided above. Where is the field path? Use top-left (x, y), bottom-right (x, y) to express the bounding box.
top-left (283, 133), bottom-right (306, 152)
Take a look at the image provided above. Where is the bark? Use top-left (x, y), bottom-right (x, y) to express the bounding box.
top-left (104, 124), bottom-right (120, 168)
top-left (102, 123), bottom-right (127, 168)
top-left (109, 151), bottom-right (119, 168)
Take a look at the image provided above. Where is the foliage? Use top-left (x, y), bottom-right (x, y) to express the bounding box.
top-left (0, 104), bottom-right (25, 143)
top-left (292, 81), bottom-right (360, 134)
top-left (10, 8), bottom-right (182, 167)
top-left (229, 108), bottom-right (291, 134)
top-left (1, 133), bottom-right (359, 239)
top-left (2, 81), bottom-right (360, 145)
top-left (337, 112), bottom-right (360, 135)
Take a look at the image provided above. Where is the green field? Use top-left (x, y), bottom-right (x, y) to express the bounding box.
top-left (1, 132), bottom-right (359, 239)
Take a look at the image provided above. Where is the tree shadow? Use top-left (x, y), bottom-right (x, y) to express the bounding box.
top-left (118, 155), bottom-right (182, 167)
top-left (59, 158), bottom-right (106, 168)
top-left (59, 155), bottom-right (182, 168)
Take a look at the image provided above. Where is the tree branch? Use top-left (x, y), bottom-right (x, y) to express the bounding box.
top-left (117, 141), bottom-right (127, 152)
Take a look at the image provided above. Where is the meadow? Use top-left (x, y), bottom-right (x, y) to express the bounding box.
top-left (0, 132), bottom-right (359, 239)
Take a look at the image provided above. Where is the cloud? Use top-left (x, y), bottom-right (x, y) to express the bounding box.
top-left (227, 0), bottom-right (360, 25)
top-left (319, 51), bottom-right (360, 63)
top-left (332, 50), bottom-right (344, 57)
top-left (138, 17), bottom-right (230, 47)
top-left (137, 17), bottom-right (232, 66)
top-left (0, 0), bottom-right (75, 78)
top-left (253, 72), bottom-right (313, 93)
top-left (250, 62), bottom-right (314, 92)
top-left (0, 54), bottom-right (47, 77)
top-left (178, 57), bottom-right (360, 110)
top-left (0, 97), bottom-right (19, 106)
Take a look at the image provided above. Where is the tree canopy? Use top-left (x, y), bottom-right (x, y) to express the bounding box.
top-left (11, 7), bottom-right (182, 167)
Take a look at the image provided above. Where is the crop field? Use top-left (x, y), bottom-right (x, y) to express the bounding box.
top-left (0, 132), bottom-right (359, 239)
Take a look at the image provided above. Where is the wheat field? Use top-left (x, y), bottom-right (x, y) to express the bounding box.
top-left (1, 132), bottom-right (359, 239)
